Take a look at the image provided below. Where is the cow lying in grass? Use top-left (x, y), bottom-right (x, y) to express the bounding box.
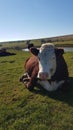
top-left (20, 43), bottom-right (69, 91)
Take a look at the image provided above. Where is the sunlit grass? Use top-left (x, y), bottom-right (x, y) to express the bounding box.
top-left (0, 49), bottom-right (73, 130)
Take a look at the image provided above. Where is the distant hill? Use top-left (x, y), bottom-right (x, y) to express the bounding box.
top-left (42, 34), bottom-right (73, 42)
top-left (0, 34), bottom-right (73, 49)
top-left (0, 34), bottom-right (73, 44)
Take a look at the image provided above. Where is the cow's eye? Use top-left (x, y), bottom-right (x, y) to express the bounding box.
top-left (52, 56), bottom-right (55, 60)
top-left (38, 56), bottom-right (40, 60)
top-left (50, 68), bottom-right (53, 73)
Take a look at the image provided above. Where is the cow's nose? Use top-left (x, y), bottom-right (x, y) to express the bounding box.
top-left (39, 72), bottom-right (48, 80)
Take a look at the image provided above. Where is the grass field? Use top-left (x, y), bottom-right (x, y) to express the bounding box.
top-left (0, 34), bottom-right (73, 50)
top-left (0, 48), bottom-right (73, 130)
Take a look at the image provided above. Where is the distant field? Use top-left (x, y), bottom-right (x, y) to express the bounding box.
top-left (54, 40), bottom-right (73, 47)
top-left (1, 40), bottom-right (73, 49)
top-left (0, 34), bottom-right (73, 50)
top-left (0, 49), bottom-right (73, 130)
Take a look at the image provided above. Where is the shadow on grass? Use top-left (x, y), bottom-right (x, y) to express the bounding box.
top-left (0, 52), bottom-right (16, 57)
top-left (32, 77), bottom-right (73, 107)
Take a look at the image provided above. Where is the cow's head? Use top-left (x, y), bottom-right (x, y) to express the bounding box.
top-left (30, 43), bottom-right (64, 80)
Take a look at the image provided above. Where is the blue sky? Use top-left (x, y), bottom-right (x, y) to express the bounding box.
top-left (0, 0), bottom-right (73, 42)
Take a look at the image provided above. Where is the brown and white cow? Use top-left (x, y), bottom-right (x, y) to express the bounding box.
top-left (20, 43), bottom-right (69, 91)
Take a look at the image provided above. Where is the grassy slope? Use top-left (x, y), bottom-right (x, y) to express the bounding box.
top-left (1, 40), bottom-right (73, 49)
top-left (0, 49), bottom-right (73, 130)
top-left (54, 40), bottom-right (73, 46)
top-left (0, 34), bottom-right (73, 49)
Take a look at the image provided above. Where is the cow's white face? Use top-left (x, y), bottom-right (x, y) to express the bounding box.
top-left (37, 43), bottom-right (56, 80)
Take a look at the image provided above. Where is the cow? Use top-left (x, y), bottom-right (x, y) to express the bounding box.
top-left (20, 43), bottom-right (69, 91)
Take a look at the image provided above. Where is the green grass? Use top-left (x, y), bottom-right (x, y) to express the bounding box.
top-left (0, 49), bottom-right (73, 130)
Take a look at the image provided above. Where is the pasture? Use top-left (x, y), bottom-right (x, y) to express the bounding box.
top-left (0, 47), bottom-right (73, 129)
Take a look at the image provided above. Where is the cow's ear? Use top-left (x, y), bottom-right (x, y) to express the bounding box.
top-left (28, 43), bottom-right (34, 49)
top-left (30, 47), bottom-right (39, 56)
top-left (55, 48), bottom-right (64, 56)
